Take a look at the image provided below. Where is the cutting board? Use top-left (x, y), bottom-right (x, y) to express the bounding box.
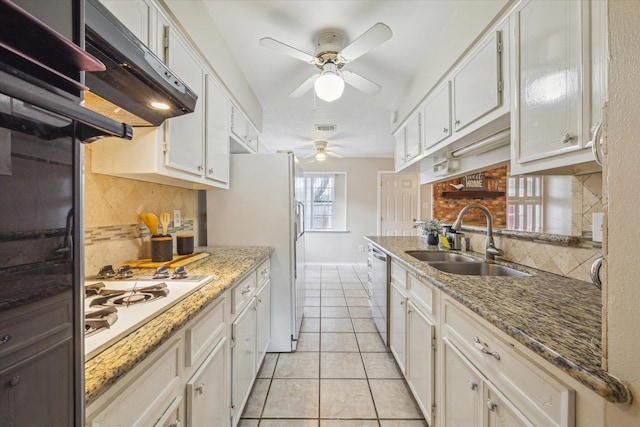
top-left (123, 252), bottom-right (210, 269)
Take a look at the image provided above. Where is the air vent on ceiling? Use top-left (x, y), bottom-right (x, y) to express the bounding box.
top-left (315, 124), bottom-right (336, 132)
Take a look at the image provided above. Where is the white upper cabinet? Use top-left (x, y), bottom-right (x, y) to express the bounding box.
top-left (452, 31), bottom-right (503, 134)
top-left (230, 105), bottom-right (259, 153)
top-left (510, 0), bottom-right (603, 175)
top-left (101, 0), bottom-right (152, 48)
top-left (394, 111), bottom-right (422, 171)
top-left (205, 76), bottom-right (230, 186)
top-left (164, 26), bottom-right (205, 176)
top-left (423, 81), bottom-right (452, 151)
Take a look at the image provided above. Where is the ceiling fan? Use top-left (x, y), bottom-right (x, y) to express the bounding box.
top-left (298, 140), bottom-right (343, 162)
top-left (259, 23), bottom-right (393, 102)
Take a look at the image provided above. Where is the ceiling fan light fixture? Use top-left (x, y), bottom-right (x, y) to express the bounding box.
top-left (315, 151), bottom-right (327, 161)
top-left (314, 63), bottom-right (344, 102)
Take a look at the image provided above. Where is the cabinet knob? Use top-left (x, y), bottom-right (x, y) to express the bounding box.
top-left (195, 383), bottom-right (205, 394)
top-left (168, 419), bottom-right (181, 427)
top-left (486, 398), bottom-right (497, 412)
top-left (9, 376), bottom-right (20, 387)
top-left (197, 165), bottom-right (204, 171)
top-left (0, 334), bottom-right (11, 345)
top-left (208, 168), bottom-right (214, 174)
top-left (400, 301), bottom-right (404, 305)
top-left (467, 379), bottom-right (478, 391)
top-left (455, 119), bottom-right (461, 127)
top-left (560, 133), bottom-right (573, 144)
top-left (443, 127), bottom-right (449, 133)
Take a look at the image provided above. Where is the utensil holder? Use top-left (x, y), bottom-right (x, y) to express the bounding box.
top-left (151, 236), bottom-right (173, 262)
top-left (177, 234), bottom-right (194, 255)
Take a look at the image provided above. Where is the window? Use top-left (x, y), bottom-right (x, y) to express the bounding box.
top-left (304, 172), bottom-right (347, 231)
top-left (507, 175), bottom-right (543, 232)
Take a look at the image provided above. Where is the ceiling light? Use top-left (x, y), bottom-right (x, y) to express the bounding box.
top-left (314, 63), bottom-right (344, 102)
top-left (315, 151), bottom-right (327, 161)
top-left (150, 101), bottom-right (170, 110)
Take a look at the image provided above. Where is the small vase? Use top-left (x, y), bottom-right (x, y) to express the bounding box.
top-left (426, 233), bottom-right (439, 246)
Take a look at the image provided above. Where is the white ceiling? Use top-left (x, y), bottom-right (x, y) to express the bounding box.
top-left (201, 0), bottom-right (505, 158)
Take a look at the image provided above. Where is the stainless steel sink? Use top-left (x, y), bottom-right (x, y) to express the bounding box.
top-left (405, 251), bottom-right (476, 262)
top-left (428, 262), bottom-right (531, 277)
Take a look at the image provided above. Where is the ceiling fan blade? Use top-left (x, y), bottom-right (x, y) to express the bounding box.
top-left (302, 151), bottom-right (316, 159)
top-left (259, 37), bottom-right (318, 64)
top-left (289, 74), bottom-right (318, 98)
top-left (342, 70), bottom-right (381, 94)
top-left (327, 151), bottom-right (343, 158)
top-left (338, 23), bottom-right (392, 63)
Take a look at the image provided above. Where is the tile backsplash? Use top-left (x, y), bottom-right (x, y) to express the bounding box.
top-left (83, 146), bottom-right (197, 274)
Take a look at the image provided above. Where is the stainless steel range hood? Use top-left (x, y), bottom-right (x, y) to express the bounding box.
top-left (84, 0), bottom-right (198, 126)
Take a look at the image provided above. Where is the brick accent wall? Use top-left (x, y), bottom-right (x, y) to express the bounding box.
top-left (432, 166), bottom-right (507, 227)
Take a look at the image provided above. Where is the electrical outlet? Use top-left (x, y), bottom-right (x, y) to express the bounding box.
top-left (173, 210), bottom-right (182, 228)
top-left (358, 245), bottom-right (365, 252)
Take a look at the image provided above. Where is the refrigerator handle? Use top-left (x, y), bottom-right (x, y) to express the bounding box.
top-left (296, 201), bottom-right (305, 238)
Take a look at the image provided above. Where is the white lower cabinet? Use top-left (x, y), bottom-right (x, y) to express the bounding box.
top-left (231, 300), bottom-right (256, 426)
top-left (406, 300), bottom-right (436, 425)
top-left (389, 282), bottom-right (407, 374)
top-left (186, 337), bottom-right (229, 427)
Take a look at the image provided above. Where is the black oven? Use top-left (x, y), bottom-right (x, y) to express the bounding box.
top-left (0, 1), bottom-right (131, 425)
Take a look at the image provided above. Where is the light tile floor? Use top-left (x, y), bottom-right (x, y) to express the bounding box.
top-left (239, 264), bottom-right (427, 427)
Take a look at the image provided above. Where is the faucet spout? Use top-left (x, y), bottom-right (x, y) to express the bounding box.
top-left (452, 203), bottom-right (503, 260)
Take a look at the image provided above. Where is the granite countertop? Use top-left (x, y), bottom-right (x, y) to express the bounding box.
top-left (84, 246), bottom-right (273, 405)
top-left (365, 236), bottom-right (630, 404)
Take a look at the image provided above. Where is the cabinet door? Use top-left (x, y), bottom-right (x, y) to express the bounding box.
top-left (0, 340), bottom-right (73, 427)
top-left (485, 382), bottom-right (534, 427)
top-left (443, 339), bottom-right (482, 427)
top-left (513, 0), bottom-right (583, 164)
top-left (154, 396), bottom-right (183, 427)
top-left (165, 26), bottom-right (205, 175)
top-left (453, 31), bottom-right (502, 132)
top-left (404, 113), bottom-right (422, 161)
top-left (423, 81), bottom-right (452, 150)
top-left (101, 0), bottom-right (151, 47)
top-left (231, 302), bottom-right (256, 426)
top-left (389, 283), bottom-right (407, 374)
top-left (187, 337), bottom-right (230, 427)
top-left (256, 280), bottom-right (271, 368)
top-left (394, 128), bottom-right (406, 167)
top-left (406, 301), bottom-right (435, 425)
top-left (205, 76), bottom-right (230, 184)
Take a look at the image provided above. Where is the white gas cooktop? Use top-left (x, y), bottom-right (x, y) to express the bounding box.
top-left (84, 274), bottom-right (213, 359)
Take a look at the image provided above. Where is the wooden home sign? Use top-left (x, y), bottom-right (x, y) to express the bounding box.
top-left (462, 172), bottom-right (486, 190)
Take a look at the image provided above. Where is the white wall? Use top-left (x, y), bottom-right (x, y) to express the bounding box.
top-left (605, 0), bottom-right (640, 421)
top-left (161, 0), bottom-right (263, 130)
top-left (302, 157), bottom-right (395, 264)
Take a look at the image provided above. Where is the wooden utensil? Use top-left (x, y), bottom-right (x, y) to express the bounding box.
top-left (147, 213), bottom-right (159, 236)
top-left (139, 213), bottom-right (153, 233)
top-left (160, 211), bottom-right (170, 236)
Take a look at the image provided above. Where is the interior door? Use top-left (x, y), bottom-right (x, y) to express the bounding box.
top-left (379, 173), bottom-right (419, 236)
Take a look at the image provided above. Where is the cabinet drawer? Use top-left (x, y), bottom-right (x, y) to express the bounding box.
top-left (231, 272), bottom-right (257, 315)
top-left (90, 340), bottom-right (182, 427)
top-left (185, 297), bottom-right (226, 367)
top-left (257, 258), bottom-right (271, 288)
top-left (390, 261), bottom-right (407, 289)
top-left (443, 299), bottom-right (575, 427)
top-left (408, 274), bottom-right (435, 315)
top-left (0, 292), bottom-right (72, 366)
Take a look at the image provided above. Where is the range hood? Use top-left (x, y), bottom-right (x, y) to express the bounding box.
top-left (84, 0), bottom-right (197, 126)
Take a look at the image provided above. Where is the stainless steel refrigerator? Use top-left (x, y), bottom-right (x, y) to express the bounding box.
top-left (206, 153), bottom-right (305, 352)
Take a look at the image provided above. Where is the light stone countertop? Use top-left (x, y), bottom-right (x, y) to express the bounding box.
top-left (365, 236), bottom-right (630, 404)
top-left (84, 246), bottom-right (273, 405)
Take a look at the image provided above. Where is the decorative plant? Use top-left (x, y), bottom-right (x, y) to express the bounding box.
top-left (414, 219), bottom-right (443, 236)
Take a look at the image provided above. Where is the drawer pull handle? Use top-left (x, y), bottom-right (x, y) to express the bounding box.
top-left (168, 419), bottom-right (181, 427)
top-left (0, 334), bottom-right (11, 345)
top-left (473, 336), bottom-right (500, 360)
top-left (468, 379), bottom-right (478, 391)
top-left (241, 287), bottom-right (251, 295)
top-left (9, 376), bottom-right (20, 387)
top-left (486, 398), bottom-right (497, 412)
top-left (261, 268), bottom-right (270, 276)
top-left (195, 383), bottom-right (205, 394)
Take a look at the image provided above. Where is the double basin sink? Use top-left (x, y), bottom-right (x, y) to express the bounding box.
top-left (405, 251), bottom-right (530, 277)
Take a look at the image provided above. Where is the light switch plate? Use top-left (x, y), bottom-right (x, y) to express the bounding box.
top-left (173, 210), bottom-right (182, 228)
top-left (592, 213), bottom-right (603, 242)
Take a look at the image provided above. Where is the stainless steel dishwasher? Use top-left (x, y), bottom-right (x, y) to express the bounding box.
top-left (368, 245), bottom-right (390, 346)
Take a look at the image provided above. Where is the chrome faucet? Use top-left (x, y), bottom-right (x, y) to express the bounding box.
top-left (451, 203), bottom-right (503, 260)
